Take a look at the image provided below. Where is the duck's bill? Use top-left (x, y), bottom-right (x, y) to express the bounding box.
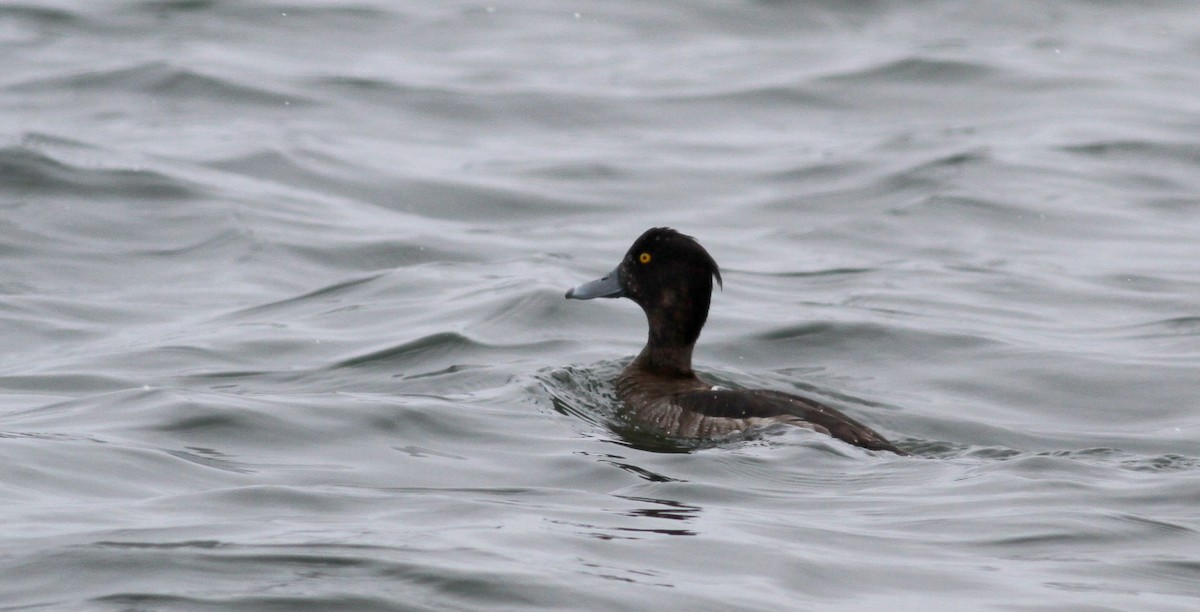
top-left (565, 266), bottom-right (625, 299)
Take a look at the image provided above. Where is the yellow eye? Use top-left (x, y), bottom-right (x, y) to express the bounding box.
top-left (638, 252), bottom-right (651, 264)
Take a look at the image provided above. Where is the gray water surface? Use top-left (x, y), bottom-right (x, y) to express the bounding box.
top-left (3, 1), bottom-right (1200, 610)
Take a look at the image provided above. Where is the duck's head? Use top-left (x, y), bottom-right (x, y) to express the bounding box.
top-left (566, 227), bottom-right (722, 354)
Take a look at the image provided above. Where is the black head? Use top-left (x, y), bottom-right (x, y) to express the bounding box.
top-left (567, 227), bottom-right (722, 352)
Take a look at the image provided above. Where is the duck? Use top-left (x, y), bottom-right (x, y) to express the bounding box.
top-left (566, 227), bottom-right (906, 454)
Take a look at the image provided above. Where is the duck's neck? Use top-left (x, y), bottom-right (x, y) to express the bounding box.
top-left (633, 293), bottom-right (709, 377)
top-left (632, 341), bottom-right (696, 377)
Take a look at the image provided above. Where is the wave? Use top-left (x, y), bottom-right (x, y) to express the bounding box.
top-left (0, 4), bottom-right (80, 28)
top-left (129, 0), bottom-right (389, 21)
top-left (817, 56), bottom-right (1001, 85)
top-left (9, 61), bottom-right (310, 108)
top-left (206, 144), bottom-right (604, 221)
top-left (1059, 139), bottom-right (1200, 165)
top-left (0, 142), bottom-right (199, 200)
top-left (331, 331), bottom-right (560, 372)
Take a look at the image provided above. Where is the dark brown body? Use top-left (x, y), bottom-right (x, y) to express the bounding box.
top-left (616, 354), bottom-right (907, 453)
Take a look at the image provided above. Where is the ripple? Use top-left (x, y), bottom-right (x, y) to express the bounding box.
top-left (332, 332), bottom-right (486, 370)
top-left (0, 145), bottom-right (198, 200)
top-left (331, 332), bottom-right (562, 391)
top-left (128, 0), bottom-right (390, 22)
top-left (206, 144), bottom-right (596, 221)
top-left (1119, 453), bottom-right (1200, 473)
top-left (654, 83), bottom-right (839, 108)
top-left (93, 593), bottom-right (402, 611)
top-left (1119, 316), bottom-right (1200, 337)
top-left (0, 4), bottom-right (82, 46)
top-left (10, 61), bottom-right (311, 107)
top-left (1060, 140), bottom-right (1200, 165)
top-left (753, 320), bottom-right (995, 356)
top-left (161, 447), bottom-right (255, 474)
top-left (0, 4), bottom-right (79, 25)
top-left (818, 56), bottom-right (1001, 84)
top-left (535, 363), bottom-right (623, 429)
top-left (223, 272), bottom-right (387, 320)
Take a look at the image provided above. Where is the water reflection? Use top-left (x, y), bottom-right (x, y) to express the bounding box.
top-left (579, 451), bottom-right (681, 482)
top-left (617, 495), bottom-right (702, 523)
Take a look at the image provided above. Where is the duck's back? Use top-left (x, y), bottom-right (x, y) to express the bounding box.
top-left (617, 369), bottom-right (907, 454)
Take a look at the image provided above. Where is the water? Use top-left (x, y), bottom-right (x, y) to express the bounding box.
top-left (3, 1), bottom-right (1199, 609)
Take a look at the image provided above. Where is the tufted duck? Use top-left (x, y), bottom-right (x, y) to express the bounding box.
top-left (566, 227), bottom-right (906, 454)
